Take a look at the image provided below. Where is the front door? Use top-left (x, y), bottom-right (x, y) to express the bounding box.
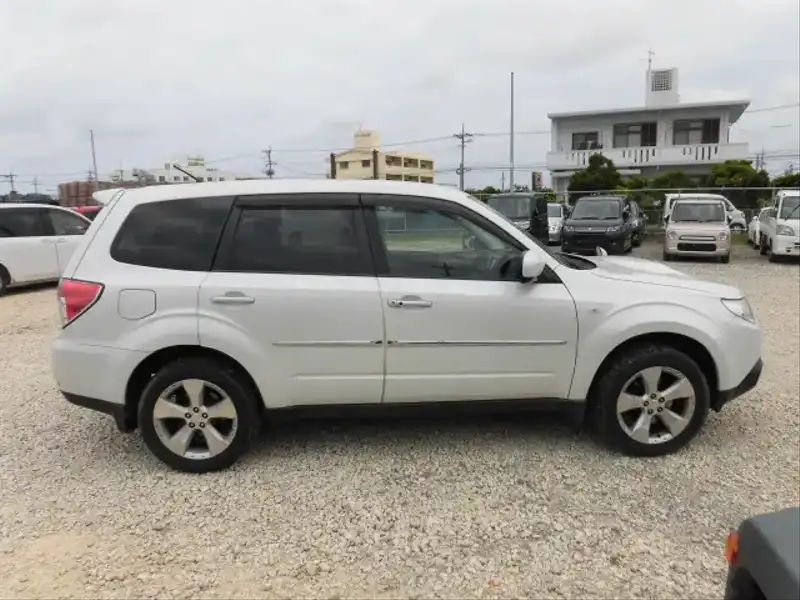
top-left (362, 194), bottom-right (578, 404)
top-left (42, 208), bottom-right (91, 275)
top-left (199, 193), bottom-right (385, 408)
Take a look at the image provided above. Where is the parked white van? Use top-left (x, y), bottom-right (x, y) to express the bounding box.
top-left (663, 193), bottom-right (746, 233)
top-left (0, 204), bottom-right (92, 295)
top-left (759, 189), bottom-right (800, 262)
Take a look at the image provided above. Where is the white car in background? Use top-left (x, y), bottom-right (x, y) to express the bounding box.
top-left (664, 193), bottom-right (747, 233)
top-left (0, 204), bottom-right (91, 296)
top-left (759, 189), bottom-right (800, 262)
top-left (747, 207), bottom-right (770, 248)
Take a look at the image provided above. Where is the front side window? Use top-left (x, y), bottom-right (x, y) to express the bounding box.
top-left (570, 199), bottom-right (622, 220)
top-left (111, 197), bottom-right (233, 271)
top-left (47, 209), bottom-right (90, 235)
top-left (779, 196), bottom-right (800, 220)
top-left (670, 202), bottom-right (726, 223)
top-left (222, 205), bottom-right (371, 276)
top-left (372, 204), bottom-right (522, 281)
top-left (0, 209), bottom-right (47, 238)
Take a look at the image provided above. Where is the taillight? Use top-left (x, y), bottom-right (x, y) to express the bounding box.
top-left (725, 531), bottom-right (740, 565)
top-left (58, 279), bottom-right (104, 327)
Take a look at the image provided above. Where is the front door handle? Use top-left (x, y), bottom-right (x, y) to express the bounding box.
top-left (388, 296), bottom-right (433, 309)
top-left (211, 292), bottom-right (255, 305)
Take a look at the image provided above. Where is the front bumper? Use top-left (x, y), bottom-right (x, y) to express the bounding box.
top-left (773, 235), bottom-right (800, 257)
top-left (562, 231), bottom-right (627, 254)
top-left (665, 238), bottom-right (731, 258)
top-left (713, 358), bottom-right (763, 411)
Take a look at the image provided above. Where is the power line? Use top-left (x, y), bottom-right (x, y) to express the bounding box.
top-left (743, 102), bottom-right (800, 114)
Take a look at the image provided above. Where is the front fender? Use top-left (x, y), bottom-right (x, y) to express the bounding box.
top-left (568, 300), bottom-right (724, 400)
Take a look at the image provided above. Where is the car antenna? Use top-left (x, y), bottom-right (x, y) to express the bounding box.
top-left (172, 164), bottom-right (201, 182)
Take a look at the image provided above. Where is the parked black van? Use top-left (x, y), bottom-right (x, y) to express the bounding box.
top-left (486, 192), bottom-right (549, 244)
top-left (561, 195), bottom-right (634, 255)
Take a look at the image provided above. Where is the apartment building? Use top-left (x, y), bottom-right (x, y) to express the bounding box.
top-left (332, 130), bottom-right (435, 183)
top-left (546, 68), bottom-right (751, 194)
top-left (109, 155), bottom-right (257, 185)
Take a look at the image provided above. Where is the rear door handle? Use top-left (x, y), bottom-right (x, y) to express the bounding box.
top-left (388, 296), bottom-right (433, 309)
top-left (211, 292), bottom-right (255, 305)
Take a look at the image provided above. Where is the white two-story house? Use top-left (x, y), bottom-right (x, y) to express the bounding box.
top-left (546, 68), bottom-right (751, 195)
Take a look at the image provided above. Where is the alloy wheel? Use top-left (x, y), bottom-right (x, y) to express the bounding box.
top-left (152, 379), bottom-right (239, 460)
top-left (616, 366), bottom-right (696, 445)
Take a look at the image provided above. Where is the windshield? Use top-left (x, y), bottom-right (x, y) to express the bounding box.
top-left (779, 196), bottom-right (800, 219)
top-left (547, 204), bottom-right (562, 218)
top-left (487, 195), bottom-right (531, 220)
top-left (570, 198), bottom-right (621, 220)
top-left (670, 202), bottom-right (726, 222)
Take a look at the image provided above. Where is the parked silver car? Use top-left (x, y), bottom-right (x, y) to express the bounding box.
top-left (547, 203), bottom-right (566, 244)
top-left (663, 199), bottom-right (732, 263)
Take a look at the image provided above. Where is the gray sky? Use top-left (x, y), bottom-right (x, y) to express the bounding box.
top-left (1, 0), bottom-right (799, 194)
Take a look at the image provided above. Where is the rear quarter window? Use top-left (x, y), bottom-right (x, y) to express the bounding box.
top-left (110, 197), bottom-right (233, 271)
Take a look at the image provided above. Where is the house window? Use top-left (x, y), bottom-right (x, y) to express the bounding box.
top-left (158, 175), bottom-right (166, 182)
top-left (673, 119), bottom-right (720, 145)
top-left (173, 176), bottom-right (180, 182)
top-left (362, 160), bottom-right (371, 168)
top-left (571, 132), bottom-right (600, 151)
top-left (219, 177), bottom-right (225, 181)
top-left (613, 122), bottom-right (657, 148)
top-left (339, 161), bottom-right (349, 169)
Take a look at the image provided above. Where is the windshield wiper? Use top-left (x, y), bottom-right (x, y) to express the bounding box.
top-left (784, 205), bottom-right (800, 220)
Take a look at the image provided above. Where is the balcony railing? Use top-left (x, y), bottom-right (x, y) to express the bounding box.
top-left (547, 142), bottom-right (749, 171)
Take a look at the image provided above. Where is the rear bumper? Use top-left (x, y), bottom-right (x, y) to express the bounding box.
top-left (713, 358), bottom-right (763, 411)
top-left (62, 391), bottom-right (134, 432)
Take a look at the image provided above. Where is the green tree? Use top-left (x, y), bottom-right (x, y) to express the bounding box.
top-left (705, 160), bottom-right (770, 208)
top-left (651, 170), bottom-right (697, 190)
top-left (771, 172), bottom-right (800, 188)
top-left (568, 154), bottom-right (622, 202)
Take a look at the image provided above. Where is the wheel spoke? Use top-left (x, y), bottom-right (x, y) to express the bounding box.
top-left (206, 397), bottom-right (237, 420)
top-left (629, 411), bottom-right (653, 444)
top-left (153, 398), bottom-right (187, 420)
top-left (658, 408), bottom-right (688, 437)
top-left (639, 367), bottom-right (663, 396)
top-left (201, 424), bottom-right (230, 457)
top-left (181, 379), bottom-right (206, 408)
top-left (661, 377), bottom-right (694, 403)
top-left (617, 392), bottom-right (642, 413)
top-left (164, 425), bottom-right (194, 456)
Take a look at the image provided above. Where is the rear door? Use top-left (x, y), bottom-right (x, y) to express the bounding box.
top-left (199, 193), bottom-right (385, 408)
top-left (0, 207), bottom-right (59, 283)
top-left (42, 207), bottom-right (91, 275)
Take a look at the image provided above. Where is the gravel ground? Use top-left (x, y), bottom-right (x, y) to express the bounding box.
top-left (1, 241), bottom-right (798, 599)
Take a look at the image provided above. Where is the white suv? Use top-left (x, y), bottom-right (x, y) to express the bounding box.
top-left (0, 203), bottom-right (91, 295)
top-left (52, 181), bottom-right (764, 472)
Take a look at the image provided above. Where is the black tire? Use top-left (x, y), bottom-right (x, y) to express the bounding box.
top-left (759, 236), bottom-right (768, 256)
top-left (767, 242), bottom-right (779, 263)
top-left (721, 253), bottom-right (730, 264)
top-left (590, 344), bottom-right (710, 457)
top-left (0, 264), bottom-right (9, 297)
top-left (662, 251), bottom-right (672, 262)
top-left (138, 357), bottom-right (260, 473)
top-left (632, 233), bottom-right (642, 248)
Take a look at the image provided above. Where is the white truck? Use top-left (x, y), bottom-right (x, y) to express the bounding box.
top-left (759, 189), bottom-right (800, 262)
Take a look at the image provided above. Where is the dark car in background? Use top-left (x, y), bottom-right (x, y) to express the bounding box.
top-left (486, 192), bottom-right (549, 245)
top-left (561, 195), bottom-right (634, 255)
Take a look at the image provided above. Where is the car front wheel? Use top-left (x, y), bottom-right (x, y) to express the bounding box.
top-left (138, 357), bottom-right (260, 473)
top-left (590, 344), bottom-right (710, 456)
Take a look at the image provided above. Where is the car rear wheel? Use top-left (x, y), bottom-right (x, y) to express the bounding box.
top-left (0, 264), bottom-right (9, 297)
top-left (138, 357), bottom-right (260, 473)
top-left (590, 344), bottom-right (710, 456)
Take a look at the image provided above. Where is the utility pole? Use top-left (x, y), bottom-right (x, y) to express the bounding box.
top-left (501, 171), bottom-right (506, 192)
top-left (262, 147), bottom-right (276, 179)
top-left (33, 175), bottom-right (39, 195)
top-left (1, 170), bottom-right (15, 192)
top-left (453, 122), bottom-right (473, 190)
top-left (90, 129), bottom-right (99, 191)
top-left (509, 72), bottom-right (515, 191)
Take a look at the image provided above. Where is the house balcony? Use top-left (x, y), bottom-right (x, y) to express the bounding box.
top-left (546, 142), bottom-right (749, 171)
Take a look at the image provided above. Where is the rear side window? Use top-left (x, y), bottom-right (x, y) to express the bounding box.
top-left (46, 209), bottom-right (90, 235)
top-left (218, 205), bottom-right (372, 275)
top-left (111, 197), bottom-right (233, 271)
top-left (0, 209), bottom-right (47, 238)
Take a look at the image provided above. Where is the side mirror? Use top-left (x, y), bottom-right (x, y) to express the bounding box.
top-left (520, 250), bottom-right (546, 281)
top-left (596, 247), bottom-right (608, 256)
top-left (727, 214), bottom-right (733, 223)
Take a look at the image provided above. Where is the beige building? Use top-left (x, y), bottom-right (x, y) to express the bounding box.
top-left (332, 130), bottom-right (435, 183)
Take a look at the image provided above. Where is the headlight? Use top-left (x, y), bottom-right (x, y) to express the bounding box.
top-left (721, 298), bottom-right (755, 323)
top-left (718, 232), bottom-right (729, 241)
top-left (777, 224), bottom-right (796, 236)
top-left (667, 229), bottom-right (677, 240)
top-left (606, 225), bottom-right (621, 232)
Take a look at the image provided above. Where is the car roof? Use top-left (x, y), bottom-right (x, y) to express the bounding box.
top-left (100, 180), bottom-right (475, 207)
top-left (777, 189), bottom-right (800, 197)
top-left (665, 193), bottom-right (727, 200)
top-left (0, 203), bottom-right (73, 210)
top-left (672, 198), bottom-right (725, 205)
top-left (575, 195), bottom-right (624, 202)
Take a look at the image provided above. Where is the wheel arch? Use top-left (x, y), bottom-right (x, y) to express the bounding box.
top-left (123, 345), bottom-right (265, 431)
top-left (582, 332), bottom-right (719, 419)
top-left (0, 262), bottom-right (10, 287)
